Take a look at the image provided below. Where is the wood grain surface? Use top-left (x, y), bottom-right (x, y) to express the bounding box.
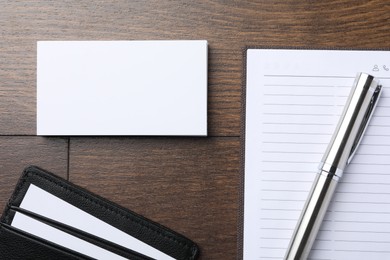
top-left (69, 137), bottom-right (240, 259)
top-left (0, 137), bottom-right (68, 210)
top-left (1, 1), bottom-right (390, 259)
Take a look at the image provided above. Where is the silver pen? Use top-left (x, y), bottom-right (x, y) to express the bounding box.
top-left (284, 72), bottom-right (382, 260)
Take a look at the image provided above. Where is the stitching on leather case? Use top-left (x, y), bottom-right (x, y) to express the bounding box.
top-left (11, 168), bottom-right (197, 258)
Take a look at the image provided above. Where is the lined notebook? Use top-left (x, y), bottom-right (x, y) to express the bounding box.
top-left (243, 49), bottom-right (390, 259)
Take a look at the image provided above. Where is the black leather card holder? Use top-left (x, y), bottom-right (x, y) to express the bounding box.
top-left (0, 166), bottom-right (199, 260)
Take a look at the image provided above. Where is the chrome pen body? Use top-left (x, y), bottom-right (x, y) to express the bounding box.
top-left (284, 73), bottom-right (382, 260)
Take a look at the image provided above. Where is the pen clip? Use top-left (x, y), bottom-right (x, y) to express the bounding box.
top-left (347, 83), bottom-right (382, 164)
top-left (321, 73), bottom-right (383, 174)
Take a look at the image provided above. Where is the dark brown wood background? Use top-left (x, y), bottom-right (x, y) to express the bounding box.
top-left (1, 1), bottom-right (389, 259)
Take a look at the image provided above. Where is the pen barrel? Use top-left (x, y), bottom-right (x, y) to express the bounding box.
top-left (284, 170), bottom-right (338, 260)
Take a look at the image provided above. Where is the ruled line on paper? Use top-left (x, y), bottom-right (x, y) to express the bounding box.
top-left (263, 122), bottom-right (333, 125)
top-left (334, 230), bottom-right (390, 234)
top-left (334, 249), bottom-right (390, 253)
top-left (335, 219), bottom-right (390, 224)
top-left (263, 151), bottom-right (324, 154)
top-left (336, 191), bottom-right (390, 195)
top-left (263, 84), bottom-right (350, 88)
top-left (264, 93), bottom-right (337, 97)
top-left (263, 75), bottom-right (356, 78)
top-left (263, 103), bottom-right (335, 107)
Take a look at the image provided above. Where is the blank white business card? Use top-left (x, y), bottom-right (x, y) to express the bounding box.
top-left (37, 40), bottom-right (208, 136)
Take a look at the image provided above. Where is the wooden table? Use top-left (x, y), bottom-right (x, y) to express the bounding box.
top-left (1, 1), bottom-right (389, 259)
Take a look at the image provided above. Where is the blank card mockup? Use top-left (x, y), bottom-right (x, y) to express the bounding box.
top-left (37, 41), bottom-right (208, 136)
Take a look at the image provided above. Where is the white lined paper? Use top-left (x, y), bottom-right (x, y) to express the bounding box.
top-left (243, 49), bottom-right (390, 259)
